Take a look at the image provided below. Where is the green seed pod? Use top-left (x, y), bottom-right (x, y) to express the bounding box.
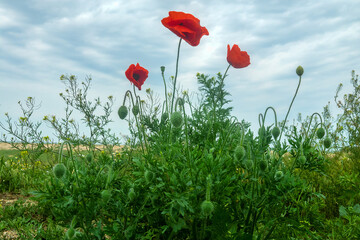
top-left (66, 227), bottom-right (75, 239)
top-left (177, 98), bottom-right (185, 106)
top-left (272, 126), bottom-right (280, 140)
top-left (118, 105), bottom-right (128, 120)
top-left (298, 155), bottom-right (306, 165)
top-left (201, 200), bottom-right (214, 217)
top-left (244, 159), bottom-right (253, 170)
top-left (85, 153), bottom-right (93, 162)
top-left (161, 112), bottom-right (168, 122)
top-left (144, 170), bottom-right (154, 183)
top-left (128, 188), bottom-right (136, 202)
top-left (259, 160), bottom-right (268, 171)
top-left (171, 111), bottom-right (183, 128)
top-left (234, 145), bottom-right (246, 161)
top-left (324, 137), bottom-right (332, 148)
top-left (274, 170), bottom-right (284, 181)
top-left (316, 127), bottom-right (325, 139)
top-left (132, 105), bottom-right (140, 116)
top-left (296, 66), bottom-right (304, 77)
top-left (53, 163), bottom-right (66, 179)
top-left (101, 189), bottom-right (112, 203)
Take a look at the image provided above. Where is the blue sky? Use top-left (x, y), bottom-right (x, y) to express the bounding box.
top-left (0, 0), bottom-right (359, 142)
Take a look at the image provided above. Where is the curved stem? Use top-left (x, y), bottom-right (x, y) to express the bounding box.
top-left (279, 75), bottom-right (302, 141)
top-left (305, 112), bottom-right (323, 138)
top-left (170, 38), bottom-right (182, 114)
top-left (161, 68), bottom-right (169, 114)
top-left (263, 106), bottom-right (278, 127)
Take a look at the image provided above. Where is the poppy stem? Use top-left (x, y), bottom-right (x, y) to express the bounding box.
top-left (279, 75), bottom-right (302, 141)
top-left (170, 38), bottom-right (182, 114)
top-left (222, 64), bottom-right (231, 82)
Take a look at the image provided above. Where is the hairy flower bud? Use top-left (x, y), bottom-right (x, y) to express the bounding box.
top-left (160, 66), bottom-right (165, 73)
top-left (101, 189), bottom-right (112, 203)
top-left (85, 153), bottom-right (93, 162)
top-left (316, 127), bottom-right (325, 139)
top-left (234, 145), bottom-right (246, 161)
top-left (201, 200), bottom-right (214, 217)
top-left (296, 66), bottom-right (304, 77)
top-left (324, 137), bottom-right (332, 148)
top-left (244, 159), bottom-right (253, 170)
top-left (177, 98), bottom-right (185, 106)
top-left (171, 111), bottom-right (183, 128)
top-left (118, 106), bottom-right (128, 120)
top-left (132, 105), bottom-right (140, 116)
top-left (298, 155), bottom-right (306, 165)
top-left (259, 160), bottom-right (268, 171)
top-left (53, 163), bottom-right (66, 179)
top-left (272, 126), bottom-right (280, 140)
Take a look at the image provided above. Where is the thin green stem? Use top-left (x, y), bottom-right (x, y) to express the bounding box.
top-left (161, 68), bottom-right (169, 114)
top-left (170, 38), bottom-right (182, 114)
top-left (279, 75), bottom-right (302, 141)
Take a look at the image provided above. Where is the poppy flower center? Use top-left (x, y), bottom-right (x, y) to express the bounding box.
top-left (133, 73), bottom-right (140, 81)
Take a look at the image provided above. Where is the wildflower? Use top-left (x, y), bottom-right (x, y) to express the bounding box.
top-left (234, 145), bottom-right (246, 161)
top-left (272, 126), bottom-right (280, 139)
top-left (125, 63), bottom-right (149, 90)
top-left (227, 44), bottom-right (250, 68)
top-left (161, 11), bottom-right (209, 47)
top-left (324, 137), bottom-right (332, 148)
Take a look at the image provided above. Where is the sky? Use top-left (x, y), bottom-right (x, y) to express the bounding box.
top-left (0, 0), bottom-right (359, 143)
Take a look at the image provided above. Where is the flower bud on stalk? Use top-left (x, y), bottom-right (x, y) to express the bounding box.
top-left (324, 137), bottom-right (332, 148)
top-left (118, 106), bottom-right (128, 119)
top-left (272, 126), bottom-right (280, 140)
top-left (296, 66), bottom-right (304, 77)
top-left (316, 127), bottom-right (325, 139)
top-left (53, 163), bottom-right (66, 179)
top-left (132, 105), bottom-right (140, 116)
top-left (171, 111), bottom-right (183, 128)
top-left (234, 145), bottom-right (246, 162)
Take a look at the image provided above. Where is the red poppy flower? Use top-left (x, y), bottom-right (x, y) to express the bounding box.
top-left (161, 11), bottom-right (209, 47)
top-left (125, 63), bottom-right (149, 90)
top-left (227, 44), bottom-right (250, 68)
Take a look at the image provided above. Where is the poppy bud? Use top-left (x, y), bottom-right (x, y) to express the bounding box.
top-left (244, 159), bottom-right (253, 170)
top-left (259, 160), bottom-right (267, 171)
top-left (132, 105), bottom-right (140, 116)
top-left (274, 170), bottom-right (284, 181)
top-left (201, 200), bottom-right (214, 217)
top-left (316, 128), bottom-right (325, 139)
top-left (171, 111), bottom-right (183, 128)
top-left (128, 188), bottom-right (136, 202)
top-left (85, 153), bottom-right (93, 162)
top-left (298, 155), bottom-right (306, 165)
top-left (118, 106), bottom-right (128, 119)
top-left (53, 163), bottom-right (66, 179)
top-left (324, 137), bottom-right (331, 148)
top-left (272, 126), bottom-right (280, 140)
top-left (161, 66), bottom-right (165, 73)
top-left (296, 66), bottom-right (304, 77)
top-left (101, 189), bottom-right (112, 203)
top-left (234, 145), bottom-right (246, 161)
top-left (177, 98), bottom-right (185, 106)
